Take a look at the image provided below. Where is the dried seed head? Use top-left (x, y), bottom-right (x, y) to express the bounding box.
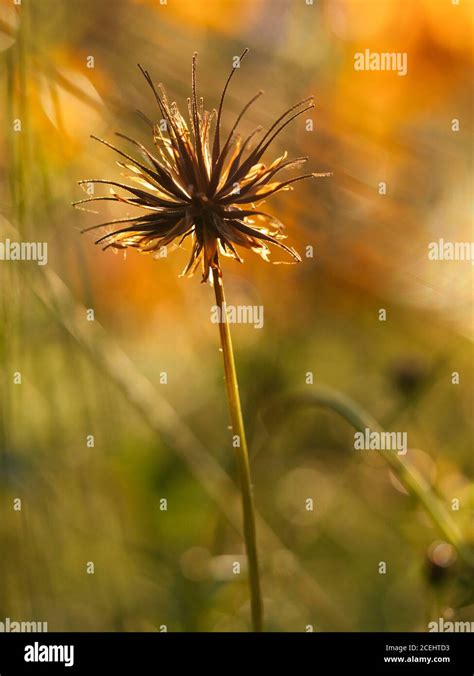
top-left (75, 50), bottom-right (330, 282)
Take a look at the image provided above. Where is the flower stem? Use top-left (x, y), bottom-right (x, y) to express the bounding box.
top-left (212, 267), bottom-right (263, 632)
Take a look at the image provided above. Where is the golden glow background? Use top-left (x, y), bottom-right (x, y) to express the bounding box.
top-left (0, 0), bottom-right (472, 631)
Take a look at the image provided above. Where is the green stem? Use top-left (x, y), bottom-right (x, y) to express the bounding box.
top-left (212, 267), bottom-right (263, 632)
top-left (282, 387), bottom-right (474, 568)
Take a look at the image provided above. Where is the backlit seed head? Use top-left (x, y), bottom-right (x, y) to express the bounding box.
top-left (75, 50), bottom-right (330, 282)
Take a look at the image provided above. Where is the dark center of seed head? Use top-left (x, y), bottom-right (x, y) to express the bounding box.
top-left (194, 193), bottom-right (215, 211)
